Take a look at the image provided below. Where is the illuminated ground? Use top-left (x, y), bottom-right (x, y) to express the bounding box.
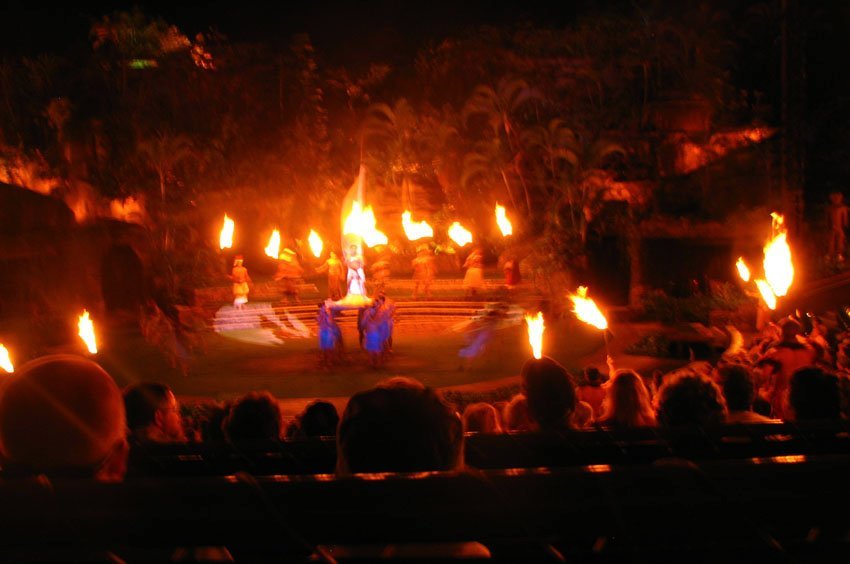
top-left (157, 316), bottom-right (686, 407)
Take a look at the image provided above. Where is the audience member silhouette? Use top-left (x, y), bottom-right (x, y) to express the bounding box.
top-left (718, 365), bottom-right (773, 423)
top-left (598, 369), bottom-right (656, 428)
top-left (462, 402), bottom-right (503, 433)
top-left (788, 367), bottom-right (842, 421)
top-left (520, 356), bottom-right (577, 432)
top-left (224, 391), bottom-right (282, 441)
top-left (124, 382), bottom-right (187, 443)
top-left (656, 371), bottom-right (727, 427)
top-left (0, 355), bottom-right (127, 481)
top-left (337, 377), bottom-right (462, 473)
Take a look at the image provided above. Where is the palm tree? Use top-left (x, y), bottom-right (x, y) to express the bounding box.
top-left (462, 78), bottom-right (541, 214)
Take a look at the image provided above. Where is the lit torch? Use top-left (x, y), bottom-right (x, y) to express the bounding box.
top-left (308, 229), bottom-right (323, 258)
top-left (448, 222), bottom-right (473, 247)
top-left (0, 344), bottom-right (13, 373)
top-left (569, 286), bottom-right (608, 331)
top-left (78, 310), bottom-right (98, 354)
top-left (402, 210), bottom-right (434, 241)
top-left (524, 312), bottom-right (545, 360)
top-left (570, 286), bottom-right (610, 356)
top-left (343, 201), bottom-right (388, 248)
top-left (755, 279), bottom-right (777, 310)
top-left (219, 213), bottom-right (234, 250)
top-left (763, 215), bottom-right (794, 297)
top-left (495, 204), bottom-right (513, 237)
top-left (264, 229), bottom-right (281, 259)
top-left (736, 257), bottom-right (751, 283)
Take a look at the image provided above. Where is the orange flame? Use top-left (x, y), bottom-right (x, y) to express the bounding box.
top-left (219, 213), bottom-right (234, 250)
top-left (495, 204), bottom-right (513, 236)
top-left (448, 222), bottom-right (473, 247)
top-left (524, 312), bottom-right (545, 359)
top-left (755, 279), bottom-right (777, 310)
top-left (763, 215), bottom-right (794, 297)
top-left (402, 210), bottom-right (434, 241)
top-left (264, 229), bottom-right (281, 259)
top-left (78, 310), bottom-right (98, 354)
top-left (343, 201), bottom-right (388, 247)
top-left (308, 229), bottom-right (323, 258)
top-left (569, 286), bottom-right (608, 330)
top-left (0, 344), bottom-right (13, 373)
top-left (736, 257), bottom-right (751, 283)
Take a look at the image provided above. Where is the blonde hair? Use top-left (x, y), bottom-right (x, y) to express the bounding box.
top-left (601, 369), bottom-right (656, 427)
top-left (462, 403), bottom-right (503, 434)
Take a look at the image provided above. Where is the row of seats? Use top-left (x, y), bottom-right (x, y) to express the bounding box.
top-left (2, 455), bottom-right (850, 561)
top-left (125, 421), bottom-right (850, 477)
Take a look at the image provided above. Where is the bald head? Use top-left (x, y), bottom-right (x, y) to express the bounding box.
top-left (0, 355), bottom-right (125, 476)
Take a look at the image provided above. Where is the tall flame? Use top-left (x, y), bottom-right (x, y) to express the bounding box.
top-left (448, 222), bottom-right (473, 247)
top-left (264, 229), bottom-right (281, 259)
top-left (524, 312), bottom-right (545, 360)
top-left (763, 224), bottom-right (794, 297)
top-left (343, 201), bottom-right (388, 247)
top-left (78, 310), bottom-right (98, 354)
top-left (0, 344), bottom-right (13, 373)
top-left (569, 286), bottom-right (608, 330)
top-left (402, 210), bottom-right (434, 241)
top-left (736, 257), bottom-right (751, 282)
top-left (495, 204), bottom-right (513, 237)
top-left (219, 213), bottom-right (234, 250)
top-left (755, 279), bottom-right (777, 310)
top-left (308, 229), bottom-right (323, 258)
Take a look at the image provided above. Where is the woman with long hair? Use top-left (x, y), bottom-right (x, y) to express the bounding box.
top-left (598, 369), bottom-right (656, 428)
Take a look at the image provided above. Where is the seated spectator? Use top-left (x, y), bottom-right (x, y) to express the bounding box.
top-left (656, 371), bottom-right (726, 427)
top-left (502, 394), bottom-right (533, 432)
top-left (762, 317), bottom-right (817, 419)
top-left (718, 365), bottom-right (774, 424)
top-left (520, 356), bottom-right (577, 432)
top-left (788, 367), bottom-right (842, 421)
top-left (598, 369), bottom-right (656, 428)
top-left (123, 382), bottom-right (187, 443)
top-left (288, 400), bottom-right (340, 439)
top-left (572, 400), bottom-right (594, 428)
top-left (337, 377), bottom-right (462, 473)
top-left (224, 391), bottom-right (282, 441)
top-left (576, 367), bottom-right (607, 420)
top-left (462, 402), bottom-right (503, 433)
top-left (0, 355), bottom-right (127, 481)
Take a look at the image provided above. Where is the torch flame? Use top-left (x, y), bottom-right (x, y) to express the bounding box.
top-left (569, 286), bottom-right (608, 330)
top-left (219, 213), bottom-right (234, 250)
top-left (401, 210), bottom-right (434, 241)
top-left (736, 257), bottom-right (751, 283)
top-left (0, 344), bottom-right (13, 373)
top-left (308, 229), bottom-right (323, 258)
top-left (755, 279), bottom-right (777, 310)
top-left (448, 222), bottom-right (473, 247)
top-left (343, 201), bottom-right (388, 247)
top-left (78, 310), bottom-right (98, 354)
top-left (763, 229), bottom-right (794, 297)
top-left (264, 229), bottom-right (281, 259)
top-left (524, 312), bottom-right (545, 360)
top-left (495, 204), bottom-right (513, 237)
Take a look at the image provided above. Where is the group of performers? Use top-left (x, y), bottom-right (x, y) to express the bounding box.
top-left (317, 293), bottom-right (396, 369)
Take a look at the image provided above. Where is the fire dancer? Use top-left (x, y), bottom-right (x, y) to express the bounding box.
top-left (317, 301), bottom-right (339, 368)
top-left (274, 249), bottom-right (304, 304)
top-left (345, 244), bottom-right (367, 297)
top-left (377, 292), bottom-right (396, 354)
top-left (230, 256), bottom-right (252, 309)
top-left (412, 246), bottom-right (437, 299)
top-left (462, 247), bottom-right (484, 298)
top-left (362, 301), bottom-right (385, 368)
top-left (370, 246), bottom-right (392, 293)
top-left (316, 251), bottom-right (346, 299)
top-left (827, 191), bottom-right (848, 263)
